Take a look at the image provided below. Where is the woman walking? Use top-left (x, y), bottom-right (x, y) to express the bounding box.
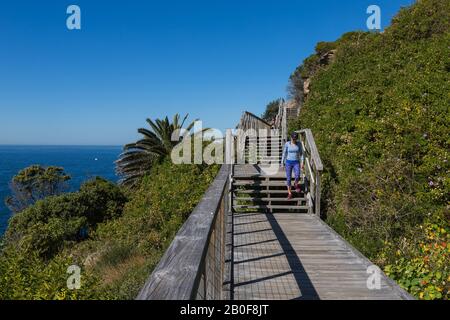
top-left (281, 132), bottom-right (304, 199)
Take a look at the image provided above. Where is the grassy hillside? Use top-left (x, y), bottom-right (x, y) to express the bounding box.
top-left (0, 160), bottom-right (219, 299)
top-left (290, 0), bottom-right (449, 299)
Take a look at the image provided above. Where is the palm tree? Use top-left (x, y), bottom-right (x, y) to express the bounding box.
top-left (116, 114), bottom-right (197, 187)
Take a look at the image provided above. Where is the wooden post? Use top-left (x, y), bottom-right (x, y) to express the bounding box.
top-left (225, 129), bottom-right (234, 166)
top-left (296, 129), bottom-right (323, 218)
top-left (226, 130), bottom-right (234, 216)
top-left (220, 202), bottom-right (225, 300)
top-left (315, 170), bottom-right (321, 218)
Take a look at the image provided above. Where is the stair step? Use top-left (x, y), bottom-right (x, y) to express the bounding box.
top-left (247, 142), bottom-right (282, 144)
top-left (252, 149), bottom-right (282, 151)
top-left (247, 137), bottom-right (282, 140)
top-left (245, 152), bottom-right (281, 155)
top-left (244, 154), bottom-right (282, 158)
top-left (233, 176), bottom-right (287, 179)
top-left (233, 190), bottom-right (294, 194)
top-left (233, 178), bottom-right (302, 182)
top-left (233, 175), bottom-right (298, 181)
top-left (247, 143), bottom-right (282, 146)
top-left (242, 158), bottom-right (282, 160)
top-left (249, 144), bottom-right (283, 146)
top-left (243, 151), bottom-right (282, 154)
top-left (233, 181), bottom-right (288, 187)
top-left (248, 145), bottom-right (282, 148)
top-left (243, 152), bottom-right (282, 154)
top-left (235, 197), bottom-right (306, 202)
top-left (243, 159), bottom-right (282, 161)
top-left (233, 205), bottom-right (309, 210)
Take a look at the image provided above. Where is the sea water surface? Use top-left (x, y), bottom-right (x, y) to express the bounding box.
top-left (0, 145), bottom-right (122, 235)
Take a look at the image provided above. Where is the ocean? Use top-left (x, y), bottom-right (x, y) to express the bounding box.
top-left (0, 145), bottom-right (122, 235)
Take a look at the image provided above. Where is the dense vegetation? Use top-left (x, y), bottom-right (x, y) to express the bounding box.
top-left (116, 114), bottom-right (198, 187)
top-left (5, 165), bottom-right (70, 213)
top-left (0, 159), bottom-right (218, 299)
top-left (1, 117), bottom-right (219, 299)
top-left (289, 0), bottom-right (449, 299)
top-left (261, 99), bottom-right (282, 122)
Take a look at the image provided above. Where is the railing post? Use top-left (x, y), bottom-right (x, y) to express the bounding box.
top-left (282, 102), bottom-right (287, 143)
top-left (295, 129), bottom-right (323, 218)
top-left (315, 169), bottom-right (321, 218)
top-left (225, 129), bottom-right (234, 166)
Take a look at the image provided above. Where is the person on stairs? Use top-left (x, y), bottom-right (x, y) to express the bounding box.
top-left (281, 132), bottom-right (304, 200)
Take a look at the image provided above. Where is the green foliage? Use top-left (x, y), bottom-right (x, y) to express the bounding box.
top-left (92, 159), bottom-right (220, 298)
top-left (5, 165), bottom-right (70, 213)
top-left (387, 0), bottom-right (450, 41)
top-left (288, 35), bottom-right (354, 101)
top-left (0, 159), bottom-right (218, 300)
top-left (315, 41), bottom-right (337, 56)
top-left (116, 114), bottom-right (199, 187)
top-left (383, 218), bottom-right (449, 300)
top-left (4, 177), bottom-right (127, 259)
top-left (0, 247), bottom-right (107, 300)
top-left (299, 54), bottom-right (321, 79)
top-left (262, 99), bottom-right (282, 122)
top-left (0, 110), bottom-right (220, 301)
top-left (292, 0), bottom-right (450, 299)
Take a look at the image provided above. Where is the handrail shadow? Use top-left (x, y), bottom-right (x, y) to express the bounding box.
top-left (265, 214), bottom-right (320, 300)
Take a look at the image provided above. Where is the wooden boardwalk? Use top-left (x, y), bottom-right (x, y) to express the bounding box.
top-left (232, 212), bottom-right (412, 300)
top-left (137, 125), bottom-right (414, 300)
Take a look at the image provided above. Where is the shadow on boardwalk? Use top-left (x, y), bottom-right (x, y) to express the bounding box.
top-left (232, 212), bottom-right (319, 300)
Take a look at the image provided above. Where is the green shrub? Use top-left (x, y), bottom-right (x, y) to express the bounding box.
top-left (262, 99), bottom-right (282, 122)
top-left (0, 159), bottom-right (219, 299)
top-left (5, 165), bottom-right (70, 213)
top-left (0, 247), bottom-right (106, 300)
top-left (90, 160), bottom-right (220, 299)
top-left (4, 177), bottom-right (127, 259)
top-left (292, 0), bottom-right (450, 299)
top-left (315, 41), bottom-right (337, 56)
top-left (383, 216), bottom-right (449, 300)
top-left (387, 0), bottom-right (450, 41)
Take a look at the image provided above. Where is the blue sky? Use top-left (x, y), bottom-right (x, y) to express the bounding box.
top-left (0, 0), bottom-right (415, 145)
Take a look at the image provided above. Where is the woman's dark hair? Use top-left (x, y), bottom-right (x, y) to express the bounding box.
top-left (291, 132), bottom-right (299, 140)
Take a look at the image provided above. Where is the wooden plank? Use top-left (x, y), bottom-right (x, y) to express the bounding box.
top-left (234, 204), bottom-right (309, 209)
top-left (232, 213), bottom-right (414, 300)
top-left (234, 197), bottom-right (306, 202)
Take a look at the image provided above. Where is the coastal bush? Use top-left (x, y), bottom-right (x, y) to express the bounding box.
top-left (0, 246), bottom-right (107, 300)
top-left (0, 159), bottom-right (218, 299)
top-left (90, 159), bottom-right (220, 299)
top-left (116, 114), bottom-right (200, 187)
top-left (4, 177), bottom-right (127, 259)
top-left (262, 99), bottom-right (282, 122)
top-left (383, 216), bottom-right (449, 300)
top-left (5, 165), bottom-right (70, 214)
top-left (291, 0), bottom-right (450, 299)
top-left (315, 41), bottom-right (337, 56)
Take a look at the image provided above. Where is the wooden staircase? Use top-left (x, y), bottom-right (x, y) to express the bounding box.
top-left (139, 123), bottom-right (415, 300)
top-left (244, 135), bottom-right (284, 165)
top-left (232, 172), bottom-right (309, 213)
top-left (138, 108), bottom-right (415, 300)
top-left (233, 133), bottom-right (309, 214)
